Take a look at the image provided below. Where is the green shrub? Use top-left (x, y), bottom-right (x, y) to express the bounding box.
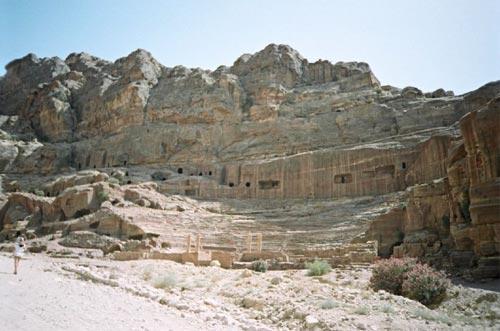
top-left (379, 303), bottom-right (395, 314)
top-left (34, 189), bottom-right (45, 197)
top-left (320, 298), bottom-right (338, 309)
top-left (306, 259), bottom-right (331, 276)
top-left (410, 307), bottom-right (452, 324)
top-left (353, 305), bottom-right (370, 315)
top-left (152, 274), bottom-right (178, 289)
top-left (108, 177), bottom-right (120, 185)
top-left (251, 260), bottom-right (268, 273)
top-left (97, 191), bottom-right (109, 202)
top-left (402, 263), bottom-right (450, 307)
top-left (369, 257), bottom-right (416, 295)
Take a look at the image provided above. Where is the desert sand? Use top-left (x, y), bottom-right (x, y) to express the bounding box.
top-left (2, 252), bottom-right (498, 331)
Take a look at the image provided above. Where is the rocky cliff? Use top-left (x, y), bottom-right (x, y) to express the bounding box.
top-left (0, 44), bottom-right (498, 277)
top-left (1, 44), bottom-right (487, 178)
top-left (364, 93), bottom-right (500, 278)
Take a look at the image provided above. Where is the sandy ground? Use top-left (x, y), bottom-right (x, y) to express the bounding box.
top-left (1, 253), bottom-right (499, 331)
top-left (0, 254), bottom-right (228, 331)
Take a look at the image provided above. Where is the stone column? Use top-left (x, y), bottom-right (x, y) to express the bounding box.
top-left (196, 234), bottom-right (202, 253)
top-left (256, 233), bottom-right (263, 253)
top-left (246, 232), bottom-right (252, 253)
top-left (186, 234), bottom-right (192, 253)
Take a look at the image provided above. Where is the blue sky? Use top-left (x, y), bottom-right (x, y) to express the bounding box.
top-left (1, 0), bottom-right (499, 94)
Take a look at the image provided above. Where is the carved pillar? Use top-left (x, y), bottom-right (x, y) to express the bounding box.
top-left (256, 233), bottom-right (263, 253)
top-left (196, 234), bottom-right (202, 253)
top-left (186, 234), bottom-right (192, 253)
top-left (246, 232), bottom-right (252, 253)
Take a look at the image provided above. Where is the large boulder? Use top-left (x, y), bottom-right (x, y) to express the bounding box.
top-left (401, 86), bottom-right (423, 99)
top-left (0, 193), bottom-right (57, 231)
top-left (62, 208), bottom-right (147, 240)
top-left (59, 230), bottom-right (121, 253)
top-left (43, 170), bottom-right (109, 197)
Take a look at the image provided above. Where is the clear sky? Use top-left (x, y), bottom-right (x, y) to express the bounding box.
top-left (1, 0), bottom-right (499, 94)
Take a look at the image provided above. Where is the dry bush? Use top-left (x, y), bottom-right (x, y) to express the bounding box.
top-left (320, 298), bottom-right (338, 309)
top-left (402, 263), bottom-right (450, 307)
top-left (306, 260), bottom-right (331, 276)
top-left (369, 257), bottom-right (416, 295)
top-left (251, 260), bottom-right (268, 273)
top-left (152, 273), bottom-right (178, 289)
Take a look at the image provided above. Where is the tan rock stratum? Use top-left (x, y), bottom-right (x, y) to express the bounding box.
top-left (0, 44), bottom-right (499, 279)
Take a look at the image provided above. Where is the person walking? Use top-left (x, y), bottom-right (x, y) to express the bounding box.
top-left (13, 231), bottom-right (26, 275)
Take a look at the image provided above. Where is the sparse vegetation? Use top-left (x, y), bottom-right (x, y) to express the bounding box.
top-left (306, 259), bottom-right (331, 276)
top-left (402, 263), bottom-right (450, 307)
top-left (108, 177), bottom-right (120, 185)
top-left (353, 305), bottom-right (370, 315)
top-left (34, 189), bottom-right (45, 197)
top-left (379, 303), bottom-right (395, 314)
top-left (251, 260), bottom-right (268, 273)
top-left (320, 298), bottom-right (338, 310)
top-left (152, 273), bottom-right (178, 289)
top-left (97, 191), bottom-right (109, 202)
top-left (371, 257), bottom-right (450, 307)
top-left (370, 257), bottom-right (416, 295)
top-left (142, 265), bottom-right (154, 281)
top-left (410, 307), bottom-right (452, 325)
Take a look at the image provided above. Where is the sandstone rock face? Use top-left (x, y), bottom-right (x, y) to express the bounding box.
top-left (0, 176), bottom-right (198, 241)
top-left (0, 180), bottom-right (113, 238)
top-left (0, 192), bottom-right (56, 230)
top-left (0, 44), bottom-right (498, 277)
top-left (42, 170), bottom-right (108, 197)
top-left (364, 207), bottom-right (404, 257)
top-left (59, 230), bottom-right (120, 251)
top-left (2, 43), bottom-right (488, 187)
top-left (61, 208), bottom-right (147, 240)
top-left (0, 54), bottom-right (70, 116)
top-left (365, 96), bottom-right (500, 278)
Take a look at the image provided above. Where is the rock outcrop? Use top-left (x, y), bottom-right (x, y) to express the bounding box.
top-left (0, 44), bottom-right (498, 277)
top-left (365, 96), bottom-right (500, 278)
top-left (1, 43), bottom-right (485, 182)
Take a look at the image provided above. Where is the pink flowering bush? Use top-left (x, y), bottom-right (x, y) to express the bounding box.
top-left (402, 263), bottom-right (450, 307)
top-left (370, 257), bottom-right (416, 295)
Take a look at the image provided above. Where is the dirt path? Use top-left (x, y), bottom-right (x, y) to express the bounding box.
top-left (0, 254), bottom-right (210, 331)
top-left (1, 253), bottom-right (498, 331)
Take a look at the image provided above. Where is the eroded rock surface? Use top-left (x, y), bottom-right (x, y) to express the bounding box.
top-left (365, 97), bottom-right (500, 278)
top-left (0, 44), bottom-right (498, 278)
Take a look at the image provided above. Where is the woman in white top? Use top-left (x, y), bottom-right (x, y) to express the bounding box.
top-left (13, 231), bottom-right (26, 275)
